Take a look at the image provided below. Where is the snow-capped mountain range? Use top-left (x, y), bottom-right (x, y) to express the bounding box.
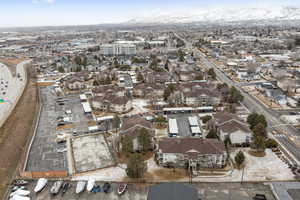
top-left (126, 6), bottom-right (300, 24)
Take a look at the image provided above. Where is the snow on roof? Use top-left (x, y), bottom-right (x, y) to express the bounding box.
top-left (163, 107), bottom-right (193, 111)
top-left (168, 119), bottom-right (178, 134)
top-left (79, 94), bottom-right (87, 100)
top-left (88, 126), bottom-right (99, 131)
top-left (97, 115), bottom-right (114, 121)
top-left (191, 126), bottom-right (201, 134)
top-left (82, 102), bottom-right (92, 113)
top-left (227, 62), bottom-right (238, 66)
top-left (196, 106), bottom-right (214, 111)
top-left (188, 116), bottom-right (199, 127)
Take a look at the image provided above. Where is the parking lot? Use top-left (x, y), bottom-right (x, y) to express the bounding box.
top-left (57, 95), bottom-right (92, 135)
top-left (168, 114), bottom-right (201, 137)
top-left (57, 94), bottom-right (116, 135)
top-left (26, 87), bottom-right (67, 171)
top-left (9, 180), bottom-right (277, 200)
top-left (26, 86), bottom-right (121, 172)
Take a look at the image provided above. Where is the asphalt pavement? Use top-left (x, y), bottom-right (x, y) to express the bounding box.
top-left (173, 31), bottom-right (300, 165)
top-left (195, 49), bottom-right (300, 165)
top-left (0, 60), bottom-right (30, 127)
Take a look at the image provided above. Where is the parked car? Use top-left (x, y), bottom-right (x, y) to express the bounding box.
top-left (253, 194), bottom-right (267, 200)
top-left (102, 183), bottom-right (111, 193)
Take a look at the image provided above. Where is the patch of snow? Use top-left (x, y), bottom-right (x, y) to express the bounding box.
top-left (127, 5), bottom-right (300, 24)
top-left (127, 98), bottom-right (149, 115)
top-left (72, 149), bottom-right (294, 182)
top-left (193, 148), bottom-right (295, 182)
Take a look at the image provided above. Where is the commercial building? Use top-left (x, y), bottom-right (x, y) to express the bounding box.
top-left (100, 43), bottom-right (136, 55)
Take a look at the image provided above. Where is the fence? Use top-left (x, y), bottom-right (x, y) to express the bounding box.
top-left (20, 171), bottom-right (68, 179)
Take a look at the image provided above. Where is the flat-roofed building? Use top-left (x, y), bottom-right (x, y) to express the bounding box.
top-left (100, 43), bottom-right (136, 55)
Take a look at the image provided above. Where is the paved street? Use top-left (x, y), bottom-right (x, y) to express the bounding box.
top-left (269, 182), bottom-right (300, 200)
top-left (9, 181), bottom-right (276, 200)
top-left (173, 31), bottom-right (300, 165)
top-left (196, 50), bottom-right (300, 165)
top-left (0, 60), bottom-right (29, 127)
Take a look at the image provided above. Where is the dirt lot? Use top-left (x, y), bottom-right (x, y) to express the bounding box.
top-left (0, 57), bottom-right (26, 75)
top-left (0, 69), bottom-right (38, 199)
top-left (0, 57), bottom-right (26, 66)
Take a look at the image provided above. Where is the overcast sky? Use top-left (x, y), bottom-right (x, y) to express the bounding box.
top-left (0, 0), bottom-right (299, 27)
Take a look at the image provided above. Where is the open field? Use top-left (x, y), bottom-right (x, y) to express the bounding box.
top-left (0, 70), bottom-right (38, 199)
top-left (0, 57), bottom-right (26, 75)
top-left (0, 57), bottom-right (26, 66)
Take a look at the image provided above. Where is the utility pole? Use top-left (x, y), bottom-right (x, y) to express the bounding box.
top-left (241, 166), bottom-right (245, 184)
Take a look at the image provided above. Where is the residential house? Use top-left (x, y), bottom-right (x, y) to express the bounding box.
top-left (266, 89), bottom-right (287, 105)
top-left (133, 83), bottom-right (165, 98)
top-left (210, 112), bottom-right (252, 145)
top-left (64, 77), bottom-right (86, 90)
top-left (120, 115), bottom-right (154, 151)
top-left (92, 85), bottom-right (126, 97)
top-left (91, 95), bottom-right (132, 113)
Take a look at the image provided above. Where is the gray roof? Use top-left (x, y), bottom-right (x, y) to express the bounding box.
top-left (147, 183), bottom-right (198, 200)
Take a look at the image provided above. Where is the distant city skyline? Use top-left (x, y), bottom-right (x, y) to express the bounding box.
top-left (0, 0), bottom-right (300, 27)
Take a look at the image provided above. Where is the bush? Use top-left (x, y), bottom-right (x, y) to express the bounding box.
top-left (265, 138), bottom-right (278, 148)
top-left (201, 115), bottom-right (212, 124)
top-left (206, 129), bottom-right (218, 139)
top-left (126, 154), bottom-right (147, 179)
top-left (234, 151), bottom-right (245, 168)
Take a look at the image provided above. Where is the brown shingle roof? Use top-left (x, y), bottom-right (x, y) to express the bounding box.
top-left (92, 95), bottom-right (129, 105)
top-left (121, 115), bottom-right (153, 132)
top-left (213, 112), bottom-right (244, 125)
top-left (218, 120), bottom-right (251, 134)
top-left (92, 85), bottom-right (125, 94)
top-left (158, 138), bottom-right (225, 156)
top-left (122, 126), bottom-right (155, 138)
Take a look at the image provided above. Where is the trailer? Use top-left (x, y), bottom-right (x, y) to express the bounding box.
top-left (81, 102), bottom-right (92, 114)
top-left (168, 118), bottom-right (179, 137)
top-left (79, 94), bottom-right (88, 102)
top-left (191, 126), bottom-right (202, 137)
top-left (88, 126), bottom-right (100, 133)
top-left (188, 116), bottom-right (199, 127)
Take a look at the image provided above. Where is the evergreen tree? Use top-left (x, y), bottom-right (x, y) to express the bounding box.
top-left (208, 68), bottom-right (216, 80)
top-left (201, 115), bottom-right (212, 124)
top-left (126, 154), bottom-right (147, 179)
top-left (252, 136), bottom-right (266, 153)
top-left (93, 80), bottom-right (99, 86)
top-left (137, 72), bottom-right (144, 82)
top-left (76, 65), bottom-right (82, 72)
top-left (206, 129), bottom-right (218, 139)
top-left (58, 66), bottom-right (65, 73)
top-left (82, 56), bottom-right (88, 66)
top-left (195, 73), bottom-right (204, 80)
top-left (74, 56), bottom-right (82, 65)
top-left (113, 114), bottom-right (121, 133)
top-left (235, 151), bottom-right (245, 168)
top-left (121, 136), bottom-right (133, 154)
top-left (228, 86), bottom-right (243, 103)
top-left (253, 123), bottom-right (267, 138)
top-left (138, 128), bottom-right (152, 152)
